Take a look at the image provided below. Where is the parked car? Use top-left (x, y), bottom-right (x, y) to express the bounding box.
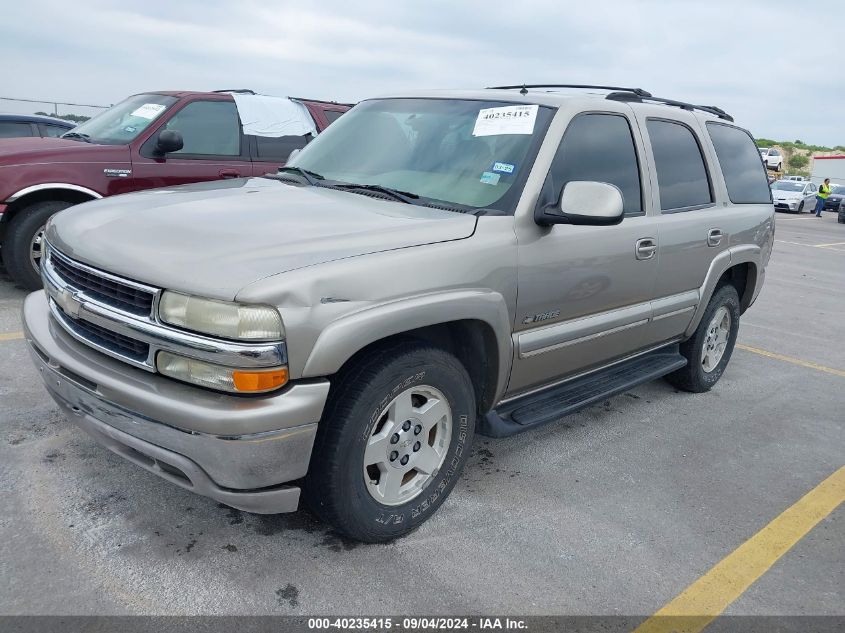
top-left (759, 147), bottom-right (783, 171)
top-left (0, 113), bottom-right (75, 139)
top-left (0, 90), bottom-right (351, 289)
top-left (823, 184), bottom-right (845, 211)
top-left (782, 175), bottom-right (807, 181)
top-left (839, 198), bottom-right (845, 223)
top-left (770, 179), bottom-right (817, 213)
top-left (23, 85), bottom-right (774, 542)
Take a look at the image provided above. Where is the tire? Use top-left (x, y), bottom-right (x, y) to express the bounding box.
top-left (797, 201), bottom-right (804, 214)
top-left (303, 340), bottom-right (476, 542)
top-left (3, 200), bottom-right (74, 290)
top-left (665, 284), bottom-right (740, 393)
top-left (776, 163), bottom-right (782, 172)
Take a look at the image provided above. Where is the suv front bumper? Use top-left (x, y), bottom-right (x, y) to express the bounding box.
top-left (22, 291), bottom-right (330, 514)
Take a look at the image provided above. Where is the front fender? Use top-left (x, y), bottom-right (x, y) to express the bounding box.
top-left (302, 289), bottom-right (513, 401)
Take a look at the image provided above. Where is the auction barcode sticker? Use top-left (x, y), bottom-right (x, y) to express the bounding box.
top-left (130, 103), bottom-right (167, 120)
top-left (472, 104), bottom-right (538, 136)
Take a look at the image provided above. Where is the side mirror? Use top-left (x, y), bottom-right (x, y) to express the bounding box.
top-left (535, 181), bottom-right (625, 226)
top-left (154, 129), bottom-right (184, 155)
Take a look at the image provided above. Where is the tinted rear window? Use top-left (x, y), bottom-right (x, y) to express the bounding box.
top-left (647, 119), bottom-right (713, 211)
top-left (707, 123), bottom-right (773, 204)
top-left (324, 110), bottom-right (345, 125)
top-left (254, 135), bottom-right (311, 161)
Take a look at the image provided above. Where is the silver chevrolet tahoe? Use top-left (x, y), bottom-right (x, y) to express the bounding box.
top-left (22, 85), bottom-right (775, 542)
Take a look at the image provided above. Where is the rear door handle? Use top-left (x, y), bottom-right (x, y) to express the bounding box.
top-left (219, 169), bottom-right (240, 179)
top-left (635, 237), bottom-right (657, 260)
top-left (707, 228), bottom-right (723, 247)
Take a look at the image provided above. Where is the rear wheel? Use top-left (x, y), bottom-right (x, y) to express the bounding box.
top-left (665, 284), bottom-right (740, 393)
top-left (4, 200), bottom-right (74, 290)
top-left (304, 341), bottom-right (476, 542)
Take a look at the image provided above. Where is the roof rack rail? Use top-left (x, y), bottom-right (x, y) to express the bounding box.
top-left (289, 96), bottom-right (357, 107)
top-left (488, 84), bottom-right (652, 98)
top-left (213, 89), bottom-right (257, 95)
top-left (606, 92), bottom-right (734, 122)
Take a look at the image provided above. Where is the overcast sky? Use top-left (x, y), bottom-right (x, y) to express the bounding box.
top-left (2, 0), bottom-right (843, 145)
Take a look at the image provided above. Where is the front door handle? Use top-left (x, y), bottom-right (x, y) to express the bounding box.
top-left (219, 169), bottom-right (240, 179)
top-left (635, 237), bottom-right (657, 260)
top-left (707, 228), bottom-right (723, 247)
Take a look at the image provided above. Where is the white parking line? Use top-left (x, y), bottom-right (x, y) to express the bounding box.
top-left (775, 240), bottom-right (845, 251)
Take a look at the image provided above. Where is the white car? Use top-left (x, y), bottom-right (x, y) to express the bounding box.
top-left (782, 175), bottom-right (807, 181)
top-left (770, 179), bottom-right (817, 213)
top-left (759, 147), bottom-right (783, 171)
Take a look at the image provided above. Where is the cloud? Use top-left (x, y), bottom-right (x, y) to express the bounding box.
top-left (1, 0), bottom-right (843, 144)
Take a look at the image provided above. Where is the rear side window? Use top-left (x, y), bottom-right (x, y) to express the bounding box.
top-left (647, 119), bottom-right (712, 211)
top-left (0, 122), bottom-right (35, 138)
top-left (254, 135), bottom-right (311, 161)
top-left (323, 110), bottom-right (345, 125)
top-left (706, 122), bottom-right (772, 204)
top-left (40, 124), bottom-right (68, 138)
top-left (545, 113), bottom-right (643, 215)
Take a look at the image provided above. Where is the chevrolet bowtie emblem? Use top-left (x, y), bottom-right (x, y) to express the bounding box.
top-left (58, 288), bottom-right (83, 319)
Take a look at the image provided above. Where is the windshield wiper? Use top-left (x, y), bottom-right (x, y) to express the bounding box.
top-left (60, 132), bottom-right (91, 143)
top-left (276, 166), bottom-right (325, 186)
top-left (332, 183), bottom-right (419, 204)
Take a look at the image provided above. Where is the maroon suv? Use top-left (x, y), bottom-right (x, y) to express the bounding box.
top-left (0, 90), bottom-right (351, 289)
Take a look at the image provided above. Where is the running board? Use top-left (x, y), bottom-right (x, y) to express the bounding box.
top-left (479, 346), bottom-right (687, 438)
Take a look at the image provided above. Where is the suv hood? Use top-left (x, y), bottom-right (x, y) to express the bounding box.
top-left (46, 177), bottom-right (478, 300)
top-left (0, 137), bottom-right (128, 166)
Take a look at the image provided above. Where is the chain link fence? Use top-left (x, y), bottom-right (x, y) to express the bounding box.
top-left (0, 96), bottom-right (109, 122)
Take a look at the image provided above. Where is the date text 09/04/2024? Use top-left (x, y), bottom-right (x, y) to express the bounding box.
top-left (307, 617), bottom-right (528, 630)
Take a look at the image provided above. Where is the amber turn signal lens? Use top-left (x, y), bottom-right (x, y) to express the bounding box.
top-left (232, 367), bottom-right (289, 392)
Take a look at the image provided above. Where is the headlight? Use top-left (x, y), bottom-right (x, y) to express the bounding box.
top-left (156, 351), bottom-right (288, 393)
top-left (159, 291), bottom-right (284, 340)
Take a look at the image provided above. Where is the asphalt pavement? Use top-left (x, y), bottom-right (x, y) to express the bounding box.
top-left (1, 212), bottom-right (842, 617)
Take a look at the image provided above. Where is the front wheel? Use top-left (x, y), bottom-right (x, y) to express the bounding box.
top-left (304, 341), bottom-right (476, 542)
top-left (3, 200), bottom-right (74, 290)
top-left (665, 284), bottom-right (741, 393)
top-left (797, 201), bottom-right (805, 214)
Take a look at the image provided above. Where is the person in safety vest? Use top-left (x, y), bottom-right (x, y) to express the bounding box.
top-left (815, 178), bottom-right (831, 217)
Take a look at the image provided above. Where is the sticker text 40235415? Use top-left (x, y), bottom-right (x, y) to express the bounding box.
top-left (472, 105), bottom-right (538, 137)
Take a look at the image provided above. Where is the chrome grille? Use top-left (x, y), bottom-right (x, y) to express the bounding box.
top-left (49, 249), bottom-right (155, 317)
top-left (54, 304), bottom-right (150, 362)
top-left (42, 241), bottom-right (287, 375)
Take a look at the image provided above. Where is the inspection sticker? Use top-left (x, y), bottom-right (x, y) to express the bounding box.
top-left (480, 171), bottom-right (501, 185)
top-left (473, 104), bottom-right (538, 137)
top-left (492, 161), bottom-right (516, 174)
top-left (129, 103), bottom-right (167, 120)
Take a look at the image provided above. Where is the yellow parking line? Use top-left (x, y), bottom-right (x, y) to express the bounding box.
top-left (0, 331), bottom-right (25, 342)
top-left (736, 344), bottom-right (845, 378)
top-left (814, 241), bottom-right (845, 247)
top-left (634, 465), bottom-right (845, 633)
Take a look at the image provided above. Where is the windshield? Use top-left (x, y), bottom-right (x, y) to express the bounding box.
top-left (62, 94), bottom-right (178, 145)
top-left (831, 185), bottom-right (845, 194)
top-left (287, 98), bottom-right (554, 213)
top-left (771, 181), bottom-right (805, 192)
top-left (759, 148), bottom-right (768, 154)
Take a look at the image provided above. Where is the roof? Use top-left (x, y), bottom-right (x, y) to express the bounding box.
top-left (0, 113), bottom-right (75, 126)
top-left (131, 90), bottom-right (354, 107)
top-left (364, 86), bottom-right (733, 122)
